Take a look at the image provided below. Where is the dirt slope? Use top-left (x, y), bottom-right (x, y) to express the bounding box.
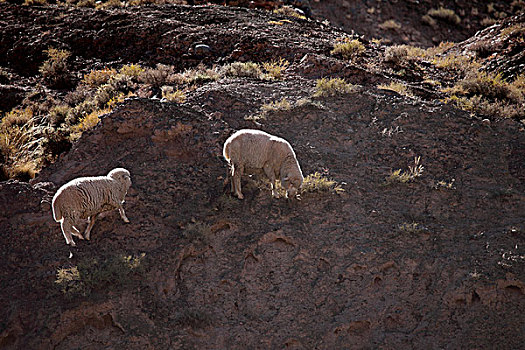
top-left (0, 4), bottom-right (524, 350)
top-left (310, 0), bottom-right (524, 47)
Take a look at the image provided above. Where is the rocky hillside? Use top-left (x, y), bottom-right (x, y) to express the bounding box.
top-left (0, 3), bottom-right (524, 349)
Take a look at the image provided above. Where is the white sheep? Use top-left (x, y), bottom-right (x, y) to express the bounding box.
top-left (51, 168), bottom-right (132, 246)
top-left (223, 129), bottom-right (303, 200)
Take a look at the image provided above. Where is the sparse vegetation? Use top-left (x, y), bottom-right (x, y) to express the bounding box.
top-left (386, 157), bottom-right (424, 184)
top-left (172, 65), bottom-right (220, 85)
top-left (442, 72), bottom-right (524, 119)
top-left (434, 179), bottom-right (455, 190)
top-left (424, 7), bottom-right (461, 25)
top-left (378, 82), bottom-right (413, 97)
top-left (383, 45), bottom-right (409, 65)
top-left (262, 58), bottom-right (289, 80)
top-left (261, 98), bottom-right (292, 114)
top-left (273, 6), bottom-right (306, 20)
top-left (331, 38), bottom-right (365, 59)
top-left (0, 110), bottom-right (42, 180)
top-left (139, 63), bottom-right (176, 88)
top-left (221, 62), bottom-right (263, 79)
top-left (39, 47), bottom-right (72, 88)
top-left (184, 222), bottom-right (212, 243)
top-left (313, 78), bottom-right (356, 97)
top-left (379, 20), bottom-right (402, 31)
top-left (161, 86), bottom-right (187, 103)
top-left (55, 253), bottom-right (146, 297)
top-left (82, 68), bottom-right (117, 87)
top-left (398, 222), bottom-right (425, 233)
top-left (432, 53), bottom-right (479, 73)
top-left (301, 172), bottom-right (344, 194)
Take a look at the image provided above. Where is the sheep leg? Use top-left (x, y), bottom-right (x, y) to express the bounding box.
top-left (69, 222), bottom-right (84, 240)
top-left (232, 163), bottom-right (244, 200)
top-left (263, 164), bottom-right (279, 198)
top-left (60, 220), bottom-right (77, 247)
top-left (118, 204), bottom-right (130, 223)
top-left (84, 213), bottom-right (99, 241)
top-left (229, 165), bottom-right (235, 193)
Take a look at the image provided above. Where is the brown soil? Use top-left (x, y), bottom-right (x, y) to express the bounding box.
top-left (1, 3), bottom-right (524, 350)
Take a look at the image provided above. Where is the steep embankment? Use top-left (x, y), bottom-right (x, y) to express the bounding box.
top-left (0, 4), bottom-right (524, 350)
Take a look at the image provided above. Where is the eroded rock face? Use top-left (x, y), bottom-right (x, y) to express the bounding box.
top-left (1, 91), bottom-right (524, 349)
top-left (0, 4), bottom-right (524, 350)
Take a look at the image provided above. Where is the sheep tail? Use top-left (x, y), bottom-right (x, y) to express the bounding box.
top-left (52, 197), bottom-right (63, 222)
top-left (223, 141), bottom-right (231, 163)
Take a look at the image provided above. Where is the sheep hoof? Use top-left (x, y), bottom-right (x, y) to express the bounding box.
top-left (123, 218), bottom-right (130, 223)
top-left (69, 241), bottom-right (76, 247)
top-left (235, 193), bottom-right (244, 200)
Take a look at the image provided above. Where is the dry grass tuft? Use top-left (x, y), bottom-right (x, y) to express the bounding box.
top-left (379, 20), bottom-right (402, 31)
top-left (442, 72), bottom-right (524, 119)
top-left (39, 47), bottom-right (72, 88)
top-left (399, 222), bottom-right (425, 233)
top-left (384, 45), bottom-right (410, 65)
top-left (273, 6), bottom-right (306, 20)
top-left (262, 58), bottom-right (289, 80)
top-left (331, 38), bottom-right (365, 59)
top-left (301, 172), bottom-right (344, 194)
top-left (261, 98), bottom-right (292, 114)
top-left (221, 62), bottom-right (263, 79)
top-left (424, 7), bottom-right (461, 25)
top-left (161, 86), bottom-right (187, 103)
top-left (314, 78), bottom-right (356, 97)
top-left (386, 157), bottom-right (424, 184)
top-left (378, 82), bottom-right (413, 97)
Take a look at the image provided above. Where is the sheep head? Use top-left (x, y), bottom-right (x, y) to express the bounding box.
top-left (108, 168), bottom-right (132, 189)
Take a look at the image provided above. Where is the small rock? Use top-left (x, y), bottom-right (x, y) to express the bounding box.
top-left (482, 118), bottom-right (491, 126)
top-left (194, 44), bottom-right (211, 56)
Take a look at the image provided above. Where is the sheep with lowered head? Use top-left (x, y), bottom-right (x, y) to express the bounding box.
top-left (223, 129), bottom-right (303, 199)
top-left (52, 168), bottom-right (132, 246)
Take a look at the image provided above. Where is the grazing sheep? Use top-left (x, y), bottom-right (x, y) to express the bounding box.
top-left (223, 129), bottom-right (303, 200)
top-left (52, 168), bottom-right (132, 246)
